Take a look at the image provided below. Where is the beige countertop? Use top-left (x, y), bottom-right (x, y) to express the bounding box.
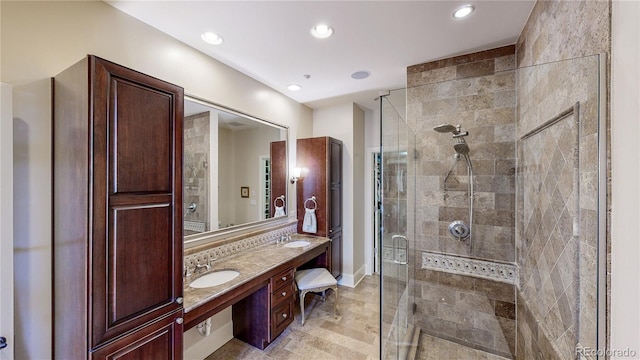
top-left (183, 233), bottom-right (330, 313)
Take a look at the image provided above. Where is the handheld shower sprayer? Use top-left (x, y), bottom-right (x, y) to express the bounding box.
top-left (433, 124), bottom-right (474, 243)
top-left (434, 124), bottom-right (469, 140)
top-left (433, 124), bottom-right (459, 134)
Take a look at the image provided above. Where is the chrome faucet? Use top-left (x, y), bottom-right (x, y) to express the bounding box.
top-left (277, 234), bottom-right (292, 244)
top-left (195, 263), bottom-right (211, 273)
top-left (194, 258), bottom-right (212, 274)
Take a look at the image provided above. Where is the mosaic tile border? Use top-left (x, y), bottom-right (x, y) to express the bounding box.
top-left (184, 220), bottom-right (206, 232)
top-left (185, 223), bottom-right (297, 269)
top-left (421, 251), bottom-right (517, 285)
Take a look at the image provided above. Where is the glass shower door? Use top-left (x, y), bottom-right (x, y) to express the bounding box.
top-left (380, 90), bottom-right (416, 360)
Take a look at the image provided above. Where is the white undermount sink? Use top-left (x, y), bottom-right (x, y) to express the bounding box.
top-left (190, 270), bottom-right (240, 288)
top-left (284, 240), bottom-right (310, 248)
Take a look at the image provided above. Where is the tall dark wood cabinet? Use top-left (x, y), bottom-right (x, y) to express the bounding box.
top-left (53, 55), bottom-right (184, 359)
top-left (296, 137), bottom-right (343, 279)
top-left (269, 140), bottom-right (287, 217)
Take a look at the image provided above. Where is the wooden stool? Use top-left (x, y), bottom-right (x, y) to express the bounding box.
top-left (294, 268), bottom-right (338, 326)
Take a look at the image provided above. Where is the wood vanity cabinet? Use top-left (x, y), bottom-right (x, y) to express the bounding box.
top-left (269, 268), bottom-right (295, 336)
top-left (53, 55), bottom-right (184, 359)
top-left (296, 137), bottom-right (343, 279)
top-left (232, 267), bottom-right (295, 350)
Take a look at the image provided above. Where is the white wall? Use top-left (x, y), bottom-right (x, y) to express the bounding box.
top-left (610, 0), bottom-right (640, 357)
top-left (0, 1), bottom-right (312, 358)
top-left (12, 80), bottom-right (52, 360)
top-left (218, 127), bottom-right (235, 228)
top-left (233, 127), bottom-right (280, 224)
top-left (313, 103), bottom-right (366, 286)
top-left (352, 105), bottom-right (366, 283)
top-left (0, 83), bottom-right (14, 360)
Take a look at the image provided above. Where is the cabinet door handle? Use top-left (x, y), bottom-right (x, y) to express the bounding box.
top-left (329, 229), bottom-right (333, 233)
top-left (176, 297), bottom-right (183, 305)
top-left (281, 291), bottom-right (287, 297)
top-left (282, 313), bottom-right (288, 319)
top-left (176, 317), bottom-right (184, 325)
top-left (281, 276), bottom-right (287, 281)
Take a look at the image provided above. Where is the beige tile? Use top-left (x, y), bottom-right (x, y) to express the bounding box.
top-left (457, 59), bottom-right (495, 79)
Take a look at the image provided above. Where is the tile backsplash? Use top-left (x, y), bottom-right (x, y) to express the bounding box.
top-left (184, 222), bottom-right (297, 270)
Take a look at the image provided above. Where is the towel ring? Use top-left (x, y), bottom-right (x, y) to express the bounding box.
top-left (274, 195), bottom-right (285, 207)
top-left (304, 196), bottom-right (317, 210)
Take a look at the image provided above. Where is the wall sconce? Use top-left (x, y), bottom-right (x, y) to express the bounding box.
top-left (290, 167), bottom-right (305, 184)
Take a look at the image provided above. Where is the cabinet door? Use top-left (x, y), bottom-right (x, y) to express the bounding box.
top-left (330, 231), bottom-right (342, 279)
top-left (328, 139), bottom-right (342, 234)
top-left (90, 57), bottom-right (184, 347)
top-left (296, 137), bottom-right (329, 235)
top-left (91, 312), bottom-right (183, 360)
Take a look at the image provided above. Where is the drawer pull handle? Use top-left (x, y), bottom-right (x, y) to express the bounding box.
top-left (282, 313), bottom-right (288, 319)
top-left (176, 317), bottom-right (184, 325)
top-left (281, 276), bottom-right (287, 281)
top-left (176, 297), bottom-right (183, 305)
top-left (281, 292), bottom-right (287, 297)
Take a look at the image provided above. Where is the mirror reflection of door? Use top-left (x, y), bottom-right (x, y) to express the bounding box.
top-left (269, 140), bottom-right (287, 218)
top-left (260, 155), bottom-right (270, 219)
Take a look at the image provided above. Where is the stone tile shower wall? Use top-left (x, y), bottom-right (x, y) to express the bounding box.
top-left (515, 0), bottom-right (609, 358)
top-left (516, 56), bottom-right (601, 360)
top-left (184, 111), bottom-right (210, 233)
top-left (414, 269), bottom-right (516, 358)
top-left (407, 45), bottom-right (516, 263)
top-left (406, 46), bottom-right (517, 358)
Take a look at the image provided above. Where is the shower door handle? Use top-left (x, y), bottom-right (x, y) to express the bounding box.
top-left (391, 234), bottom-right (408, 265)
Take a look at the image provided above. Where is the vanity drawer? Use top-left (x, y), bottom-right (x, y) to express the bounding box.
top-left (271, 300), bottom-right (293, 337)
top-left (271, 268), bottom-right (294, 290)
top-left (271, 282), bottom-right (295, 306)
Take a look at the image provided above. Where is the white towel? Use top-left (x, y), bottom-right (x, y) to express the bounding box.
top-left (302, 208), bottom-right (317, 233)
top-left (396, 169), bottom-right (405, 193)
top-left (273, 205), bottom-right (285, 217)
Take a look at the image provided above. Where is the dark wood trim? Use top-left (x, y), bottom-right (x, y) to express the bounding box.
top-left (296, 137), bottom-right (342, 278)
top-left (269, 141), bottom-right (287, 217)
top-left (50, 76), bottom-right (56, 360)
top-left (90, 310), bottom-right (183, 360)
top-left (185, 277), bottom-right (269, 330)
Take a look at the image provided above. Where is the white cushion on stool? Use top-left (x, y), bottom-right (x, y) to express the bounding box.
top-left (294, 268), bottom-right (338, 326)
top-left (295, 268), bottom-right (337, 290)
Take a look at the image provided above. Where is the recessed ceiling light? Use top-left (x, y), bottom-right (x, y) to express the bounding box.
top-left (310, 24), bottom-right (334, 39)
top-left (287, 84), bottom-right (301, 91)
top-left (201, 32), bottom-right (223, 45)
top-left (351, 71), bottom-right (371, 80)
top-left (453, 4), bottom-right (474, 18)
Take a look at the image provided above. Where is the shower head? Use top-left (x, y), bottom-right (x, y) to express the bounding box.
top-left (433, 124), bottom-right (459, 134)
top-left (453, 143), bottom-right (470, 155)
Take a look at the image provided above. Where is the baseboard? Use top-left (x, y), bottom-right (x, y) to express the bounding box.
top-left (338, 264), bottom-right (366, 288)
top-left (183, 308), bottom-right (233, 360)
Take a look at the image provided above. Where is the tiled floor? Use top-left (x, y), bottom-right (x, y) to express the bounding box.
top-left (205, 275), bottom-right (380, 360)
top-left (205, 274), bottom-right (510, 360)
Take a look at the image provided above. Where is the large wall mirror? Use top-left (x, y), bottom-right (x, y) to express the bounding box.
top-left (183, 96), bottom-right (289, 243)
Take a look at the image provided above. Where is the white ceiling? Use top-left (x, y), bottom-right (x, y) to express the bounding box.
top-left (106, 1), bottom-right (535, 111)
